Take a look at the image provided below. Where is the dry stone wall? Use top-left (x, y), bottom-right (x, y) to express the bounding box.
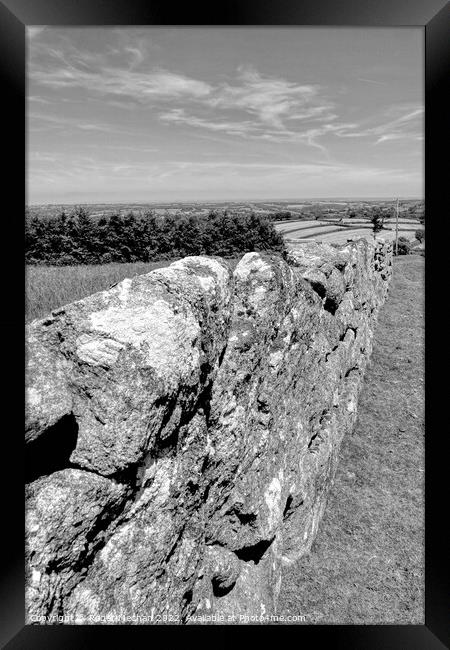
top-left (25, 239), bottom-right (392, 624)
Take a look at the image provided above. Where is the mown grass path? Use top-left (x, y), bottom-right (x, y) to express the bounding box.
top-left (278, 255), bottom-right (424, 624)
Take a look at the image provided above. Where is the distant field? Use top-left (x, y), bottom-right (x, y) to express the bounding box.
top-left (316, 229), bottom-right (417, 246)
top-left (276, 220), bottom-right (347, 234)
top-left (26, 199), bottom-right (424, 222)
top-left (275, 218), bottom-right (423, 245)
top-left (26, 261), bottom-right (172, 322)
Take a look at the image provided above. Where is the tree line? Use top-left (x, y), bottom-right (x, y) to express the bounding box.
top-left (25, 208), bottom-right (286, 265)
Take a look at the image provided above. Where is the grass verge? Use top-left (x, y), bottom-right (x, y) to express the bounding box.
top-left (25, 261), bottom-right (172, 322)
top-left (25, 256), bottom-right (245, 322)
top-left (278, 255), bottom-right (424, 624)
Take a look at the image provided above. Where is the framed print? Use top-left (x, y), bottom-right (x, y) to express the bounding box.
top-left (1, 0), bottom-right (448, 647)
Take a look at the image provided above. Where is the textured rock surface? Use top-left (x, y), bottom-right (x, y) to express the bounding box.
top-left (25, 240), bottom-right (392, 624)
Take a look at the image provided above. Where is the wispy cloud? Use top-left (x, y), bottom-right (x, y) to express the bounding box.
top-left (372, 106), bottom-right (424, 144)
top-left (125, 46), bottom-right (145, 69)
top-left (160, 108), bottom-right (257, 136)
top-left (27, 112), bottom-right (158, 138)
top-left (326, 104), bottom-right (424, 145)
top-left (29, 33), bottom-right (423, 155)
top-left (206, 65), bottom-right (329, 129)
top-left (29, 43), bottom-right (338, 153)
top-left (28, 95), bottom-right (52, 104)
top-left (27, 26), bottom-right (46, 40)
top-left (26, 27), bottom-right (424, 202)
top-left (357, 77), bottom-right (387, 86)
top-left (28, 112), bottom-right (118, 134)
top-left (155, 69), bottom-right (422, 153)
top-left (30, 56), bottom-right (213, 101)
top-left (28, 152), bottom-right (60, 163)
top-left (84, 143), bottom-right (159, 153)
top-left (28, 157), bottom-right (420, 201)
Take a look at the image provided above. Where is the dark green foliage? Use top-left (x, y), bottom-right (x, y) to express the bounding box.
top-left (395, 236), bottom-right (412, 256)
top-left (406, 203), bottom-right (425, 223)
top-left (25, 208), bottom-right (285, 265)
top-left (312, 208), bottom-right (325, 221)
top-left (369, 207), bottom-right (391, 233)
top-left (270, 211), bottom-right (293, 221)
top-left (415, 229), bottom-right (425, 243)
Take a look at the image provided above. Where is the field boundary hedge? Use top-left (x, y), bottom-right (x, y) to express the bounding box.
top-left (25, 209), bottom-right (285, 265)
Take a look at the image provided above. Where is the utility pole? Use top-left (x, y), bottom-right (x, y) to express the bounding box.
top-left (395, 197), bottom-right (399, 255)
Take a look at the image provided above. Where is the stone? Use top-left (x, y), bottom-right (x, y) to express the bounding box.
top-left (25, 256), bottom-right (233, 476)
top-left (25, 469), bottom-right (128, 622)
top-left (25, 240), bottom-right (392, 623)
top-left (25, 329), bottom-right (73, 444)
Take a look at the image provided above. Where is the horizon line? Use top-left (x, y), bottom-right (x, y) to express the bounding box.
top-left (26, 195), bottom-right (424, 207)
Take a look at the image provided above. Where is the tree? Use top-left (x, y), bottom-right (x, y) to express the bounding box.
top-left (415, 229), bottom-right (425, 243)
top-left (395, 236), bottom-right (412, 256)
top-left (25, 208), bottom-right (286, 265)
top-left (271, 211), bottom-right (292, 222)
top-left (370, 208), bottom-right (387, 235)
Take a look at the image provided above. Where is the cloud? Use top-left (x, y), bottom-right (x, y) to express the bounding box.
top-left (159, 106), bottom-right (361, 159)
top-left (30, 57), bottom-right (213, 101)
top-left (28, 112), bottom-right (158, 138)
top-left (372, 106), bottom-right (424, 144)
top-left (84, 143), bottom-right (159, 153)
top-left (28, 112), bottom-right (117, 134)
top-left (125, 46), bottom-right (145, 69)
top-left (28, 156), bottom-right (412, 180)
top-left (357, 77), bottom-right (387, 86)
top-left (155, 68), bottom-right (423, 154)
top-left (27, 30), bottom-right (423, 201)
top-left (206, 65), bottom-right (327, 129)
top-left (27, 26), bottom-right (46, 40)
top-left (159, 109), bottom-right (257, 137)
top-left (28, 152), bottom-right (60, 163)
top-left (28, 95), bottom-right (52, 104)
top-left (324, 104), bottom-right (424, 145)
top-left (28, 157), bottom-right (421, 204)
top-left (29, 43), bottom-right (338, 152)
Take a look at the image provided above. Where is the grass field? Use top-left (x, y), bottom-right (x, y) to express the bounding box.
top-left (278, 254), bottom-right (424, 624)
top-left (26, 256), bottom-right (244, 322)
top-left (274, 218), bottom-right (423, 245)
top-left (26, 261), bottom-right (173, 322)
top-left (315, 229), bottom-right (419, 246)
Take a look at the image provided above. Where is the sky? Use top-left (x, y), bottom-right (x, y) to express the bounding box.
top-left (27, 27), bottom-right (424, 204)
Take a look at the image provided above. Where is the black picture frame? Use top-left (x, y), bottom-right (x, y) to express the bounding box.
top-left (1, 0), bottom-right (448, 647)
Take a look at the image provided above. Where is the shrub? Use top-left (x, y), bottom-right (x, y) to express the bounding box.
top-left (415, 229), bottom-right (425, 243)
top-left (101, 252), bottom-right (114, 264)
top-left (56, 254), bottom-right (78, 266)
top-left (395, 236), bottom-right (412, 256)
top-left (271, 211), bottom-right (292, 221)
